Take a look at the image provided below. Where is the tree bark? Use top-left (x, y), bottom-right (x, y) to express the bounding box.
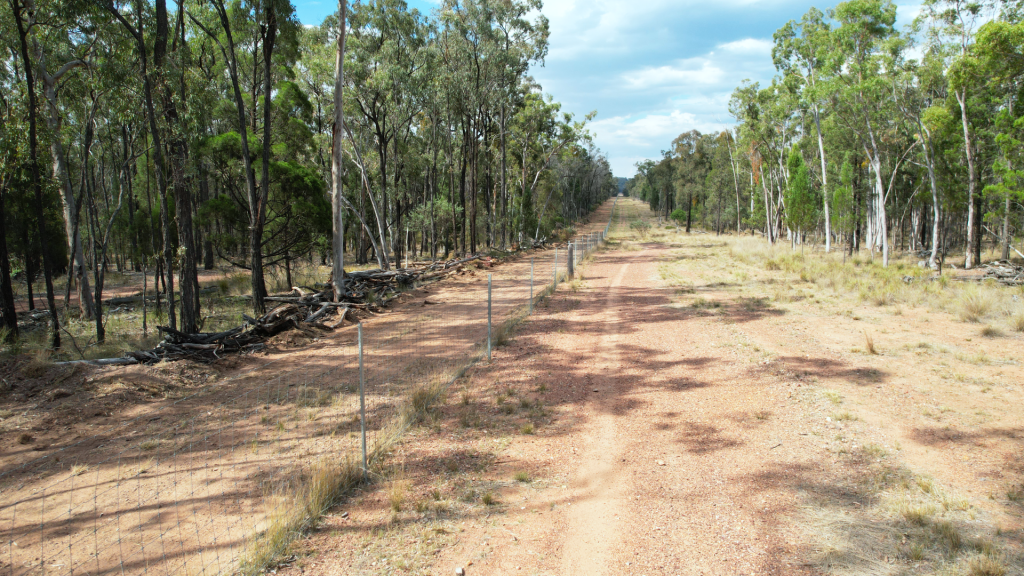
top-left (813, 103), bottom-right (830, 252)
top-left (37, 67), bottom-right (96, 320)
top-left (252, 0), bottom-right (278, 315)
top-left (0, 176), bottom-right (17, 341)
top-left (331, 0), bottom-right (348, 300)
top-left (956, 88), bottom-right (980, 268)
top-left (11, 0), bottom-right (60, 348)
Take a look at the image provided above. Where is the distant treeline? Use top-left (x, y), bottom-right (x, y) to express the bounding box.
top-left (627, 0), bottom-right (1024, 269)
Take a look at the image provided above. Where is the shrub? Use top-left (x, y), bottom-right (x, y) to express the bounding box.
top-left (629, 220), bottom-right (651, 239)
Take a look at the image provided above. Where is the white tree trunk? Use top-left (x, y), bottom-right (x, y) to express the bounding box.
top-left (40, 65), bottom-right (95, 318)
top-left (957, 88), bottom-right (978, 269)
top-left (813, 104), bottom-right (830, 252)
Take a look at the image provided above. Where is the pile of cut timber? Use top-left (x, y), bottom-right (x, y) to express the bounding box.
top-left (126, 255), bottom-right (487, 364)
top-left (981, 261), bottom-right (1024, 286)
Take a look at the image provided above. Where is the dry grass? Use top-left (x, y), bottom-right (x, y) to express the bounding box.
top-left (823, 390), bottom-right (843, 405)
top-left (864, 332), bottom-right (878, 355)
top-left (20, 349), bottom-right (52, 378)
top-left (388, 478), bottom-right (409, 513)
top-left (801, 458), bottom-right (1013, 576)
top-left (239, 359), bottom-right (474, 575)
top-left (957, 288), bottom-right (995, 322)
top-left (833, 411), bottom-right (859, 422)
top-left (239, 455), bottom-right (364, 576)
top-left (1009, 310), bottom-right (1024, 332)
top-left (981, 325), bottom-right (1003, 338)
top-left (965, 553), bottom-right (1007, 576)
top-left (724, 236), bottom-right (1023, 330)
top-left (1008, 485), bottom-right (1023, 503)
top-left (691, 296), bottom-right (722, 309)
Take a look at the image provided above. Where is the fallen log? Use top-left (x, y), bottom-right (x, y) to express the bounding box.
top-left (105, 286), bottom-right (217, 305)
top-left (56, 357), bottom-right (141, 367)
top-left (306, 302), bottom-right (331, 323)
top-left (120, 253), bottom-right (505, 364)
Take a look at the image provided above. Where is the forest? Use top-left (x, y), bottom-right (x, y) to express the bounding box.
top-left (0, 0), bottom-right (615, 352)
top-left (627, 0), bottom-right (1024, 272)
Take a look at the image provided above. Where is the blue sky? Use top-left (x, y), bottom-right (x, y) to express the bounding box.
top-left (294, 0), bottom-right (923, 177)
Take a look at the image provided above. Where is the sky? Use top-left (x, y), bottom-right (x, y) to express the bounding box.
top-left (293, 0), bottom-right (924, 178)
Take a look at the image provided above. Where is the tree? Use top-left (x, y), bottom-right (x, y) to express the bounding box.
top-left (9, 0), bottom-right (61, 348)
top-left (331, 0), bottom-right (347, 300)
top-left (784, 148), bottom-right (819, 249)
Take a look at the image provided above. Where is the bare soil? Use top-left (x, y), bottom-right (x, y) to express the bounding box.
top-left (0, 203), bottom-right (615, 576)
top-left (273, 198), bottom-right (1023, 576)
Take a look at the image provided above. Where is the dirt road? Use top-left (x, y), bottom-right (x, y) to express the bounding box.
top-left (416, 198), bottom-right (1022, 576)
top-left (419, 200), bottom-right (822, 575)
top-left (274, 198), bottom-right (1021, 575)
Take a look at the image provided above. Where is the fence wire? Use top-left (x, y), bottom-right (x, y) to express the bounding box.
top-left (0, 198), bottom-right (618, 576)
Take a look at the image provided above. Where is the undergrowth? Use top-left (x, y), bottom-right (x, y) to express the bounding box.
top-left (727, 236), bottom-right (1024, 330)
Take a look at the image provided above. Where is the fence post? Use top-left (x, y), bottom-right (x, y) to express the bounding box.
top-left (554, 248), bottom-right (558, 287)
top-left (358, 323), bottom-right (367, 477)
top-left (568, 243), bottom-right (575, 278)
top-left (529, 258), bottom-right (534, 314)
top-left (487, 274), bottom-right (492, 362)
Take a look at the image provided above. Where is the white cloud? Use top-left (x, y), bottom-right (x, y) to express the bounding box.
top-left (622, 60), bottom-right (724, 90)
top-left (590, 110), bottom-right (729, 148)
top-left (717, 38), bottom-right (774, 54)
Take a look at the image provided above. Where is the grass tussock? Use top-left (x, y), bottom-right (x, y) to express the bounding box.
top-left (864, 332), bottom-right (878, 355)
top-left (980, 325), bottom-right (1003, 338)
top-left (957, 288), bottom-right (995, 323)
top-left (239, 455), bottom-right (364, 576)
top-left (1008, 309), bottom-right (1024, 332)
top-left (965, 553), bottom-right (1007, 576)
top-left (20, 349), bottom-right (53, 378)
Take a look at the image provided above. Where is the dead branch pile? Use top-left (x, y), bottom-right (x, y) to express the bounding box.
top-left (981, 260), bottom-right (1024, 286)
top-left (125, 255), bottom-right (486, 364)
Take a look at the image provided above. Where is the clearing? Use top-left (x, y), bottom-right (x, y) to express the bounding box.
top-left (278, 198), bottom-right (1022, 576)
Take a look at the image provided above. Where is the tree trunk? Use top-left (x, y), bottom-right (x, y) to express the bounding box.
top-left (957, 88), bottom-right (980, 269)
top-left (331, 0), bottom-right (348, 300)
top-left (0, 179), bottom-right (17, 341)
top-left (38, 62), bottom-right (95, 319)
top-left (11, 0), bottom-right (60, 348)
top-left (813, 103), bottom-right (830, 252)
top-left (921, 123), bottom-right (941, 269)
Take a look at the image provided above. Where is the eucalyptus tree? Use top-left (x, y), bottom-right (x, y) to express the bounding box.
top-left (0, 0), bottom-right (610, 354)
top-left (672, 130), bottom-right (708, 231)
top-left (489, 0), bottom-right (548, 248)
top-left (345, 0), bottom-right (426, 269)
top-left (9, 0), bottom-right (62, 348)
top-left (892, 48), bottom-right (947, 268)
top-left (829, 0), bottom-right (903, 266)
top-left (919, 0), bottom-right (992, 268)
top-left (331, 0), bottom-right (347, 299)
top-left (0, 69), bottom-right (19, 340)
top-left (508, 91), bottom-right (589, 241)
top-left (975, 14), bottom-right (1024, 260)
top-left (30, 3), bottom-right (98, 320)
top-left (774, 6), bottom-right (835, 251)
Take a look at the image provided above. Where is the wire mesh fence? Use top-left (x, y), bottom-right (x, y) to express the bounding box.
top-left (0, 198), bottom-right (618, 576)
